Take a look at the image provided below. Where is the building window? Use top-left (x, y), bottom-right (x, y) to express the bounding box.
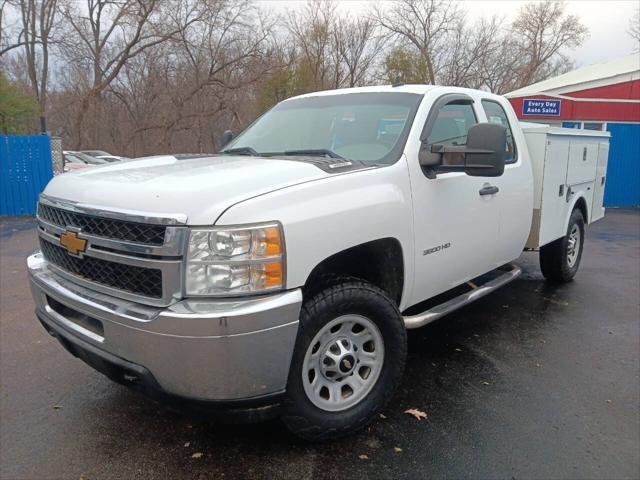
top-left (583, 122), bottom-right (604, 131)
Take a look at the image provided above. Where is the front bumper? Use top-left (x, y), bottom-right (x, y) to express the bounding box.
top-left (27, 252), bottom-right (301, 404)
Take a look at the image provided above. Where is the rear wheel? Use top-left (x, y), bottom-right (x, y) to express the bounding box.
top-left (282, 276), bottom-right (406, 441)
top-left (540, 208), bottom-right (585, 282)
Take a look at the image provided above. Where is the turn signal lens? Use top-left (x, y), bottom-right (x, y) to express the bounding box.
top-left (261, 262), bottom-right (284, 289)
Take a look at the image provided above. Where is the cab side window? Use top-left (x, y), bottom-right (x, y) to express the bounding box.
top-left (426, 101), bottom-right (477, 166)
top-left (481, 100), bottom-right (517, 164)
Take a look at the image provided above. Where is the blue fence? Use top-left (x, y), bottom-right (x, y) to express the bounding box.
top-left (0, 134), bottom-right (53, 216)
top-left (604, 123), bottom-right (640, 207)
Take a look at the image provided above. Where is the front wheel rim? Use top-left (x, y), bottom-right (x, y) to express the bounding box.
top-left (302, 314), bottom-right (384, 412)
top-left (567, 224), bottom-right (581, 267)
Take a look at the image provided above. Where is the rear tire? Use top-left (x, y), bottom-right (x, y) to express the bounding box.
top-left (282, 276), bottom-right (406, 441)
top-left (539, 208), bottom-right (585, 282)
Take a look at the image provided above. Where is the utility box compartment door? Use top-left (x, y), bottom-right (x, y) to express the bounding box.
top-left (538, 139), bottom-right (571, 247)
top-left (591, 142), bottom-right (609, 222)
top-left (567, 142), bottom-right (598, 185)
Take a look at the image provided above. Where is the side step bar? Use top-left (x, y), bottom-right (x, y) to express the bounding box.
top-left (403, 264), bottom-right (522, 329)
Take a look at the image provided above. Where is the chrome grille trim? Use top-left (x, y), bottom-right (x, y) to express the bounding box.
top-left (39, 203), bottom-right (167, 245)
top-left (37, 216), bottom-right (188, 257)
top-left (39, 194), bottom-right (187, 225)
top-left (36, 195), bottom-right (187, 307)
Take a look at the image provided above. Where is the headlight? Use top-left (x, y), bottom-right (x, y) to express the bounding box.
top-left (185, 223), bottom-right (285, 296)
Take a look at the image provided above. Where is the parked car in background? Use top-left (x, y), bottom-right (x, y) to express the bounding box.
top-left (62, 151), bottom-right (110, 172)
top-left (62, 152), bottom-right (90, 171)
top-left (81, 150), bottom-right (127, 162)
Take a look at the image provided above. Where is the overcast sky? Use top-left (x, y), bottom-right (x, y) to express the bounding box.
top-left (262, 0), bottom-right (639, 67)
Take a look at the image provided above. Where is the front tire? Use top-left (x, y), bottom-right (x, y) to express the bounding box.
top-left (282, 277), bottom-right (407, 441)
top-left (539, 208), bottom-right (585, 282)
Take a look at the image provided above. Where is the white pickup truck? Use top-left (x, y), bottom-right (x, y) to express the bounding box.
top-left (28, 85), bottom-right (609, 441)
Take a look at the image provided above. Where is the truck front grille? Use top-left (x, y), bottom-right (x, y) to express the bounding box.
top-left (40, 238), bottom-right (163, 299)
top-left (38, 203), bottom-right (166, 245)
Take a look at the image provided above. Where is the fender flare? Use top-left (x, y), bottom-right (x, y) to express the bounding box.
top-left (565, 193), bottom-right (589, 230)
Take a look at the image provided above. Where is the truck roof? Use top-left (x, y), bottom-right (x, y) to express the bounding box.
top-left (290, 84), bottom-right (438, 99)
top-left (288, 84), bottom-right (508, 103)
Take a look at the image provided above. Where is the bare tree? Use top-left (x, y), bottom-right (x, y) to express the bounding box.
top-left (438, 15), bottom-right (502, 88)
top-left (478, 37), bottom-right (522, 94)
top-left (57, 0), bottom-right (199, 147)
top-left (374, 0), bottom-right (461, 84)
top-left (286, 0), bottom-right (337, 90)
top-left (629, 8), bottom-right (640, 51)
top-left (18, 0), bottom-right (57, 131)
top-left (6, 0), bottom-right (590, 153)
top-left (334, 17), bottom-right (384, 88)
top-left (0, 1), bottom-right (57, 131)
top-left (0, 0), bottom-right (13, 55)
top-left (510, 0), bottom-right (588, 89)
top-left (142, 0), bottom-right (276, 151)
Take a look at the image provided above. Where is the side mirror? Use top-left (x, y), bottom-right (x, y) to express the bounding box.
top-left (419, 123), bottom-right (506, 178)
top-left (464, 123), bottom-right (506, 177)
top-left (221, 129), bottom-right (234, 148)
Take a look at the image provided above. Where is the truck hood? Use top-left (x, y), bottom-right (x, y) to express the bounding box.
top-left (43, 154), bottom-right (330, 225)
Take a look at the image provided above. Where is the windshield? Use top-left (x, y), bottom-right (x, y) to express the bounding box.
top-left (64, 154), bottom-right (84, 164)
top-left (76, 152), bottom-right (109, 165)
top-left (225, 92), bottom-right (422, 164)
top-left (83, 150), bottom-right (110, 157)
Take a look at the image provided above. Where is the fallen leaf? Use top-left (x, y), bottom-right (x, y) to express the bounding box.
top-left (192, 452), bottom-right (203, 459)
top-left (358, 454), bottom-right (369, 460)
top-left (184, 442), bottom-right (190, 447)
top-left (404, 408), bottom-right (427, 421)
top-left (52, 405), bottom-right (63, 409)
top-left (379, 413), bottom-right (387, 419)
top-left (393, 447), bottom-right (402, 453)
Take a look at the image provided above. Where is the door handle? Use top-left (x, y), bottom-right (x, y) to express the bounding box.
top-left (479, 185), bottom-right (499, 196)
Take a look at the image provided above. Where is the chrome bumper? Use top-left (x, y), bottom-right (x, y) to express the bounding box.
top-left (27, 252), bottom-right (301, 401)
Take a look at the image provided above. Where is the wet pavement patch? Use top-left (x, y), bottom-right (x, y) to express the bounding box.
top-left (1, 209), bottom-right (638, 479)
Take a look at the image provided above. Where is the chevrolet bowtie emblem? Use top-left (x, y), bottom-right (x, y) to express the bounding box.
top-left (60, 230), bottom-right (88, 256)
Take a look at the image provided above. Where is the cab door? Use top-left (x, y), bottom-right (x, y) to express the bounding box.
top-left (478, 98), bottom-right (533, 264)
top-left (406, 94), bottom-right (502, 306)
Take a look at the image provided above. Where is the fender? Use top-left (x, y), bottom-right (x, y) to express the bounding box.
top-left (215, 160), bottom-right (416, 311)
top-left (566, 190), bottom-right (590, 228)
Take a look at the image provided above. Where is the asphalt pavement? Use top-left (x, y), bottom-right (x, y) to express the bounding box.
top-left (1, 209), bottom-right (638, 480)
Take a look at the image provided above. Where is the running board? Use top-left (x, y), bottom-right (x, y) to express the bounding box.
top-left (403, 264), bottom-right (522, 329)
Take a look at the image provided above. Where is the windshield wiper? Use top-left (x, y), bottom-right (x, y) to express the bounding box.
top-left (222, 146), bottom-right (261, 157)
top-left (282, 149), bottom-right (344, 159)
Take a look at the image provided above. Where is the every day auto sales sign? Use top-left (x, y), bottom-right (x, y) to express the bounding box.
top-left (522, 99), bottom-right (561, 116)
